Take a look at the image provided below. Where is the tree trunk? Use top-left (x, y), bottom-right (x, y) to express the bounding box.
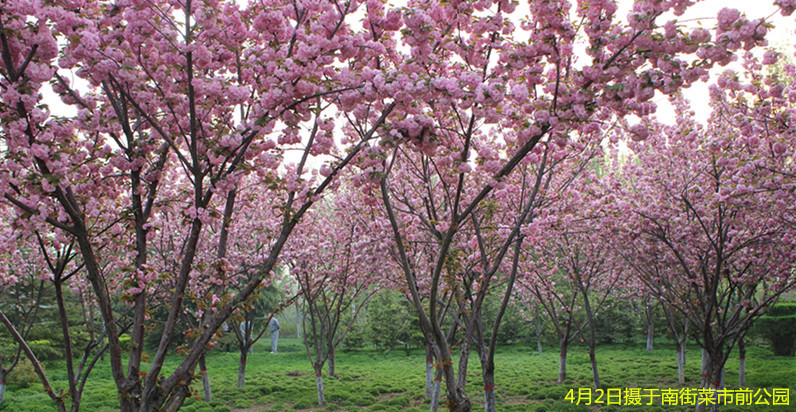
top-left (425, 349), bottom-right (434, 399)
top-left (450, 337), bottom-right (472, 412)
top-left (696, 352), bottom-right (711, 412)
top-left (677, 345), bottom-right (685, 384)
top-left (483, 384), bottom-right (495, 412)
top-left (0, 372), bottom-right (5, 404)
top-left (738, 339), bottom-right (746, 387)
top-left (536, 334), bottom-right (543, 354)
top-left (581, 289), bottom-right (600, 389)
top-left (199, 355), bottom-right (211, 402)
top-left (450, 400), bottom-right (471, 412)
top-left (558, 341), bottom-right (568, 384)
top-left (161, 383), bottom-right (191, 412)
top-left (709, 360), bottom-right (724, 412)
top-left (696, 350), bottom-right (726, 412)
top-left (327, 350), bottom-right (335, 378)
top-left (237, 350), bottom-right (248, 388)
top-left (315, 373), bottom-right (325, 405)
top-left (682, 340), bottom-right (687, 363)
top-left (589, 350), bottom-right (601, 390)
top-left (296, 306), bottom-right (302, 339)
top-left (700, 348), bottom-right (709, 388)
top-left (430, 376), bottom-right (441, 412)
top-left (54, 280), bottom-right (80, 411)
top-left (646, 322), bottom-right (654, 351)
top-left (481, 352), bottom-right (496, 412)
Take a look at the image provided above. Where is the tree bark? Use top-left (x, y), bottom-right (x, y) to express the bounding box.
top-left (425, 348), bottom-right (434, 399)
top-left (738, 339), bottom-right (746, 387)
top-left (316, 373), bottom-right (325, 405)
top-left (199, 355), bottom-right (211, 402)
top-left (582, 292), bottom-right (600, 389)
top-left (162, 383), bottom-right (191, 412)
top-left (677, 345), bottom-right (685, 384)
top-left (700, 348), bottom-right (709, 388)
top-left (696, 350), bottom-right (727, 412)
top-left (296, 307), bottom-right (302, 339)
top-left (327, 350), bottom-right (335, 378)
top-left (589, 350), bottom-right (601, 390)
top-left (430, 376), bottom-right (441, 412)
top-left (54, 279), bottom-right (80, 411)
top-left (681, 338), bottom-right (687, 366)
top-left (558, 341), bottom-right (568, 384)
top-left (646, 322), bottom-right (654, 351)
top-left (537, 334), bottom-right (543, 354)
top-left (237, 350), bottom-right (248, 388)
top-left (483, 385), bottom-right (495, 412)
top-left (0, 371), bottom-right (5, 405)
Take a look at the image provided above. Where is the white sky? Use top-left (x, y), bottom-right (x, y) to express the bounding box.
top-left (630, 0), bottom-right (796, 124)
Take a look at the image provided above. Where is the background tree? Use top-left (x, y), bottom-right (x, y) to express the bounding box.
top-left (610, 89), bottom-right (796, 410)
top-left (0, 0), bottom-right (401, 409)
top-left (286, 192), bottom-right (388, 405)
top-left (524, 169), bottom-right (624, 389)
top-left (366, 0), bottom-right (774, 409)
top-left (754, 303), bottom-right (796, 357)
top-left (1, 1), bottom-right (790, 410)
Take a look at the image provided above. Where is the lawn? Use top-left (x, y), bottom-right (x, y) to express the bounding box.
top-left (2, 338), bottom-right (794, 411)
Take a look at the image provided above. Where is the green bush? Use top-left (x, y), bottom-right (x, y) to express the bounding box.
top-left (26, 339), bottom-right (61, 361)
top-left (366, 290), bottom-right (423, 352)
top-left (8, 358), bottom-right (41, 389)
top-left (482, 294), bottom-right (532, 345)
top-left (755, 303), bottom-right (796, 356)
top-left (291, 398), bottom-right (314, 409)
top-left (341, 315), bottom-right (368, 350)
top-left (593, 299), bottom-right (639, 345)
top-left (144, 306), bottom-right (188, 352)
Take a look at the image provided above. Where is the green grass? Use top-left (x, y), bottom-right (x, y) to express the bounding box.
top-left (1, 339), bottom-right (794, 411)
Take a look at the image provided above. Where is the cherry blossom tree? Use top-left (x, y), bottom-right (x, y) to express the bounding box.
top-left (633, 281), bottom-right (691, 383)
top-left (516, 162), bottom-right (624, 388)
top-left (0, 239), bottom-right (52, 406)
top-left (0, 227), bottom-right (123, 411)
top-left (1, 0), bottom-right (789, 411)
top-left (366, 0), bottom-right (779, 408)
top-left (285, 191), bottom-right (389, 405)
top-left (0, 0), bottom-right (399, 409)
top-left (610, 87), bottom-right (796, 410)
top-left (513, 293), bottom-right (547, 354)
top-left (147, 178), bottom-right (294, 391)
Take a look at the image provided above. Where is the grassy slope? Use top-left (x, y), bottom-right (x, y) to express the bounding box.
top-left (2, 338), bottom-right (794, 411)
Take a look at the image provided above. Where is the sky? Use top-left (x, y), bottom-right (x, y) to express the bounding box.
top-left (622, 0), bottom-right (796, 124)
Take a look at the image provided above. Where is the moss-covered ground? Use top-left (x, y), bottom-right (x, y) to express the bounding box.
top-left (2, 338), bottom-right (794, 411)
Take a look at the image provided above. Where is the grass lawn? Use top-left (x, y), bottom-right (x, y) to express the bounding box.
top-left (2, 338), bottom-right (794, 411)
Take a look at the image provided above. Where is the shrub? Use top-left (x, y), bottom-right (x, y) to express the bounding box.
top-left (8, 358), bottom-right (41, 388)
top-left (291, 398), bottom-right (314, 409)
top-left (754, 303), bottom-right (796, 356)
top-left (341, 315), bottom-right (367, 350)
top-left (593, 299), bottom-right (639, 345)
top-left (481, 294), bottom-right (532, 345)
top-left (26, 339), bottom-right (61, 361)
top-left (366, 290), bottom-right (423, 352)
